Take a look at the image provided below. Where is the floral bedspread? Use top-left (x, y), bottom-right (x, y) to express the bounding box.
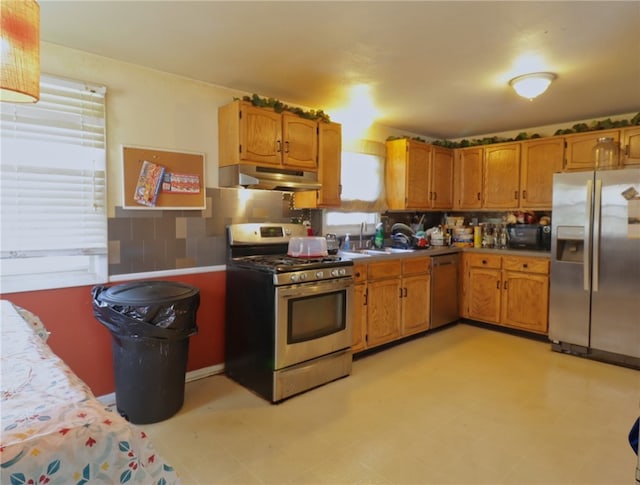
top-left (0, 300), bottom-right (180, 484)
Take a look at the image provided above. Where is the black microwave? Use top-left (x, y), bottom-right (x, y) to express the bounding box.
top-left (507, 224), bottom-right (551, 250)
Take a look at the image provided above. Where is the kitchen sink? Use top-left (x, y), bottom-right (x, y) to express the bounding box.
top-left (339, 247), bottom-right (416, 259)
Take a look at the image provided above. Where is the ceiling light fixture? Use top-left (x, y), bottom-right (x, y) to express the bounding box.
top-left (0, 0), bottom-right (40, 103)
top-left (509, 72), bottom-right (556, 100)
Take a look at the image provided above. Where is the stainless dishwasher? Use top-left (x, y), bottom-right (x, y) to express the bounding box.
top-left (430, 253), bottom-right (459, 329)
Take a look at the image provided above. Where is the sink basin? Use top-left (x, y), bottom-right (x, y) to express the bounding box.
top-left (364, 247), bottom-right (416, 254)
top-left (339, 248), bottom-right (416, 259)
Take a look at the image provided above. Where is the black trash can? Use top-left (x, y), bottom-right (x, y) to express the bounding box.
top-left (92, 281), bottom-right (200, 424)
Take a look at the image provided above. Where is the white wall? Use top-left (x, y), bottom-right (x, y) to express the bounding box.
top-left (41, 42), bottom-right (636, 216)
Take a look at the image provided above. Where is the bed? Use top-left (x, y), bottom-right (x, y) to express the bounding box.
top-left (0, 300), bottom-right (180, 484)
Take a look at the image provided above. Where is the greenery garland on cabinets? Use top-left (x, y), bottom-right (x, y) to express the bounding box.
top-left (233, 94), bottom-right (331, 123)
top-left (392, 112), bottom-right (640, 149)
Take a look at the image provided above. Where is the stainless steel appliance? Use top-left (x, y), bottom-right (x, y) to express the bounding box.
top-left (225, 223), bottom-right (354, 402)
top-left (430, 253), bottom-right (459, 329)
top-left (549, 168), bottom-right (640, 368)
top-left (506, 224), bottom-right (551, 250)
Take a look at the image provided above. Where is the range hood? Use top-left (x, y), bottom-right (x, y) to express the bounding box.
top-left (219, 164), bottom-right (321, 192)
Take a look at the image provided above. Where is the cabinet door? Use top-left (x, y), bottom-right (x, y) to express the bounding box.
top-left (387, 139), bottom-right (430, 210)
top-left (467, 267), bottom-right (501, 323)
top-left (367, 278), bottom-right (402, 347)
top-left (501, 271), bottom-right (549, 333)
top-left (622, 127), bottom-right (640, 166)
top-left (430, 146), bottom-right (454, 209)
top-left (352, 282), bottom-right (367, 353)
top-left (564, 130), bottom-right (620, 171)
top-left (454, 147), bottom-right (483, 209)
top-left (520, 138), bottom-right (564, 209)
top-left (316, 121), bottom-right (342, 206)
top-left (282, 113), bottom-right (317, 169)
top-left (241, 105), bottom-right (282, 165)
top-left (483, 143), bottom-right (520, 208)
top-left (406, 142), bottom-right (431, 209)
top-left (401, 274), bottom-right (430, 336)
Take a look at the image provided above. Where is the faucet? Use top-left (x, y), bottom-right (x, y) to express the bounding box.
top-left (360, 222), bottom-right (367, 248)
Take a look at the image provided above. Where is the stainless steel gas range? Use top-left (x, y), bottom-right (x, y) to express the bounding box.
top-left (225, 223), bottom-right (354, 402)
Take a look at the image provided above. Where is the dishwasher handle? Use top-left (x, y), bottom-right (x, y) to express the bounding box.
top-left (431, 254), bottom-right (460, 268)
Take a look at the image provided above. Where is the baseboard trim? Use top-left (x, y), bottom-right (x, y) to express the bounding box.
top-left (97, 363), bottom-right (225, 407)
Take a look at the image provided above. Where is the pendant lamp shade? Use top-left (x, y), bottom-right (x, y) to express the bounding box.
top-left (1, 0), bottom-right (40, 103)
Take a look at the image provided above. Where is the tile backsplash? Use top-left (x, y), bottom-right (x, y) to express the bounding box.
top-left (108, 187), bottom-right (299, 275)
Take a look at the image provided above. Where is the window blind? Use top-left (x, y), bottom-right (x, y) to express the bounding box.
top-left (0, 74), bottom-right (108, 293)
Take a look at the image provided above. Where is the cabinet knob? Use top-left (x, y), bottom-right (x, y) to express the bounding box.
top-left (482, 259), bottom-right (487, 264)
top-left (523, 263), bottom-right (528, 269)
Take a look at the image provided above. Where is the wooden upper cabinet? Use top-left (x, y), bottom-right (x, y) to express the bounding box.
top-left (483, 143), bottom-right (521, 209)
top-left (519, 138), bottom-right (564, 209)
top-left (454, 147), bottom-right (483, 209)
top-left (386, 139), bottom-right (430, 210)
top-left (316, 121), bottom-right (342, 205)
top-left (621, 126), bottom-right (640, 166)
top-left (429, 146), bottom-right (454, 209)
top-left (281, 112), bottom-right (318, 169)
top-left (563, 129), bottom-right (619, 172)
top-left (293, 121), bottom-right (342, 209)
top-left (218, 100), bottom-right (317, 170)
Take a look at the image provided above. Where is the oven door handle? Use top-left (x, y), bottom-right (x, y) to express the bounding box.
top-left (276, 278), bottom-right (353, 299)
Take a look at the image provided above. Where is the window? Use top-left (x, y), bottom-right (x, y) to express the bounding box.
top-left (0, 74), bottom-right (107, 293)
top-left (323, 140), bottom-right (386, 235)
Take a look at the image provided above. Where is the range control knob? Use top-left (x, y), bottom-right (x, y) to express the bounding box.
top-left (290, 274), bottom-right (299, 282)
top-left (331, 269), bottom-right (339, 277)
top-left (299, 273), bottom-right (307, 281)
top-left (315, 271), bottom-right (324, 279)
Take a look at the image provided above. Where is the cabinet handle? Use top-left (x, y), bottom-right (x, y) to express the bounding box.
top-left (514, 190), bottom-right (519, 200)
top-left (399, 288), bottom-right (404, 298)
top-left (522, 190), bottom-right (527, 199)
top-left (276, 140), bottom-right (282, 153)
top-left (364, 289), bottom-right (368, 306)
top-left (626, 144), bottom-right (630, 156)
top-left (284, 141), bottom-right (290, 153)
top-left (433, 192), bottom-right (437, 201)
top-left (477, 192), bottom-right (481, 200)
top-left (496, 280), bottom-right (500, 289)
top-left (404, 288), bottom-right (408, 297)
top-left (503, 281), bottom-right (508, 290)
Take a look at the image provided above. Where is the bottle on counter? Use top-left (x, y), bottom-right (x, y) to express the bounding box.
top-left (473, 225), bottom-right (482, 248)
top-left (343, 233), bottom-right (351, 250)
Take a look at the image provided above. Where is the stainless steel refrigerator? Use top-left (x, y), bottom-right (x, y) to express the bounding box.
top-left (549, 167), bottom-right (640, 368)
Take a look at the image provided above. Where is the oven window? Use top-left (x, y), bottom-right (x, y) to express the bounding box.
top-left (288, 290), bottom-right (346, 343)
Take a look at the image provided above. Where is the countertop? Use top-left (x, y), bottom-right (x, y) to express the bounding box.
top-left (338, 246), bottom-right (550, 262)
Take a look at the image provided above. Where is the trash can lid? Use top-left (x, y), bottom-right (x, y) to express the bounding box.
top-left (96, 281), bottom-right (199, 306)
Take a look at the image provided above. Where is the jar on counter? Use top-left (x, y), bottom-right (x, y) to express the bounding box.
top-left (473, 225), bottom-right (482, 248)
top-left (593, 137), bottom-right (619, 170)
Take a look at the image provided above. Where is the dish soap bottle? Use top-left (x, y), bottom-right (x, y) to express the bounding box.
top-left (343, 233), bottom-right (351, 250)
top-left (374, 223), bottom-right (384, 249)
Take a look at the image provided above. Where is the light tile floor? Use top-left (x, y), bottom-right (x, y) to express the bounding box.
top-left (140, 324), bottom-right (640, 485)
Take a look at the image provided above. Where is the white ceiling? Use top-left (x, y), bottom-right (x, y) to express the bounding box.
top-left (38, 1), bottom-right (640, 139)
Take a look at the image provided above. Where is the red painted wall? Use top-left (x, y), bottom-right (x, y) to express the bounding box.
top-left (1, 271), bottom-right (226, 397)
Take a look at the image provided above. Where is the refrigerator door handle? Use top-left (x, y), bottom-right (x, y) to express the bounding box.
top-left (592, 178), bottom-right (602, 292)
top-left (584, 179), bottom-right (593, 291)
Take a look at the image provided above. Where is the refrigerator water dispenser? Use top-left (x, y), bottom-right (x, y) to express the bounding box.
top-left (555, 226), bottom-right (584, 262)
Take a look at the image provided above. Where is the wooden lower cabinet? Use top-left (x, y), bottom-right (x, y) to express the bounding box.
top-left (462, 253), bottom-right (550, 334)
top-left (367, 277), bottom-right (402, 347)
top-left (352, 256), bottom-right (431, 353)
top-left (351, 263), bottom-right (368, 353)
top-left (500, 256), bottom-right (549, 333)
